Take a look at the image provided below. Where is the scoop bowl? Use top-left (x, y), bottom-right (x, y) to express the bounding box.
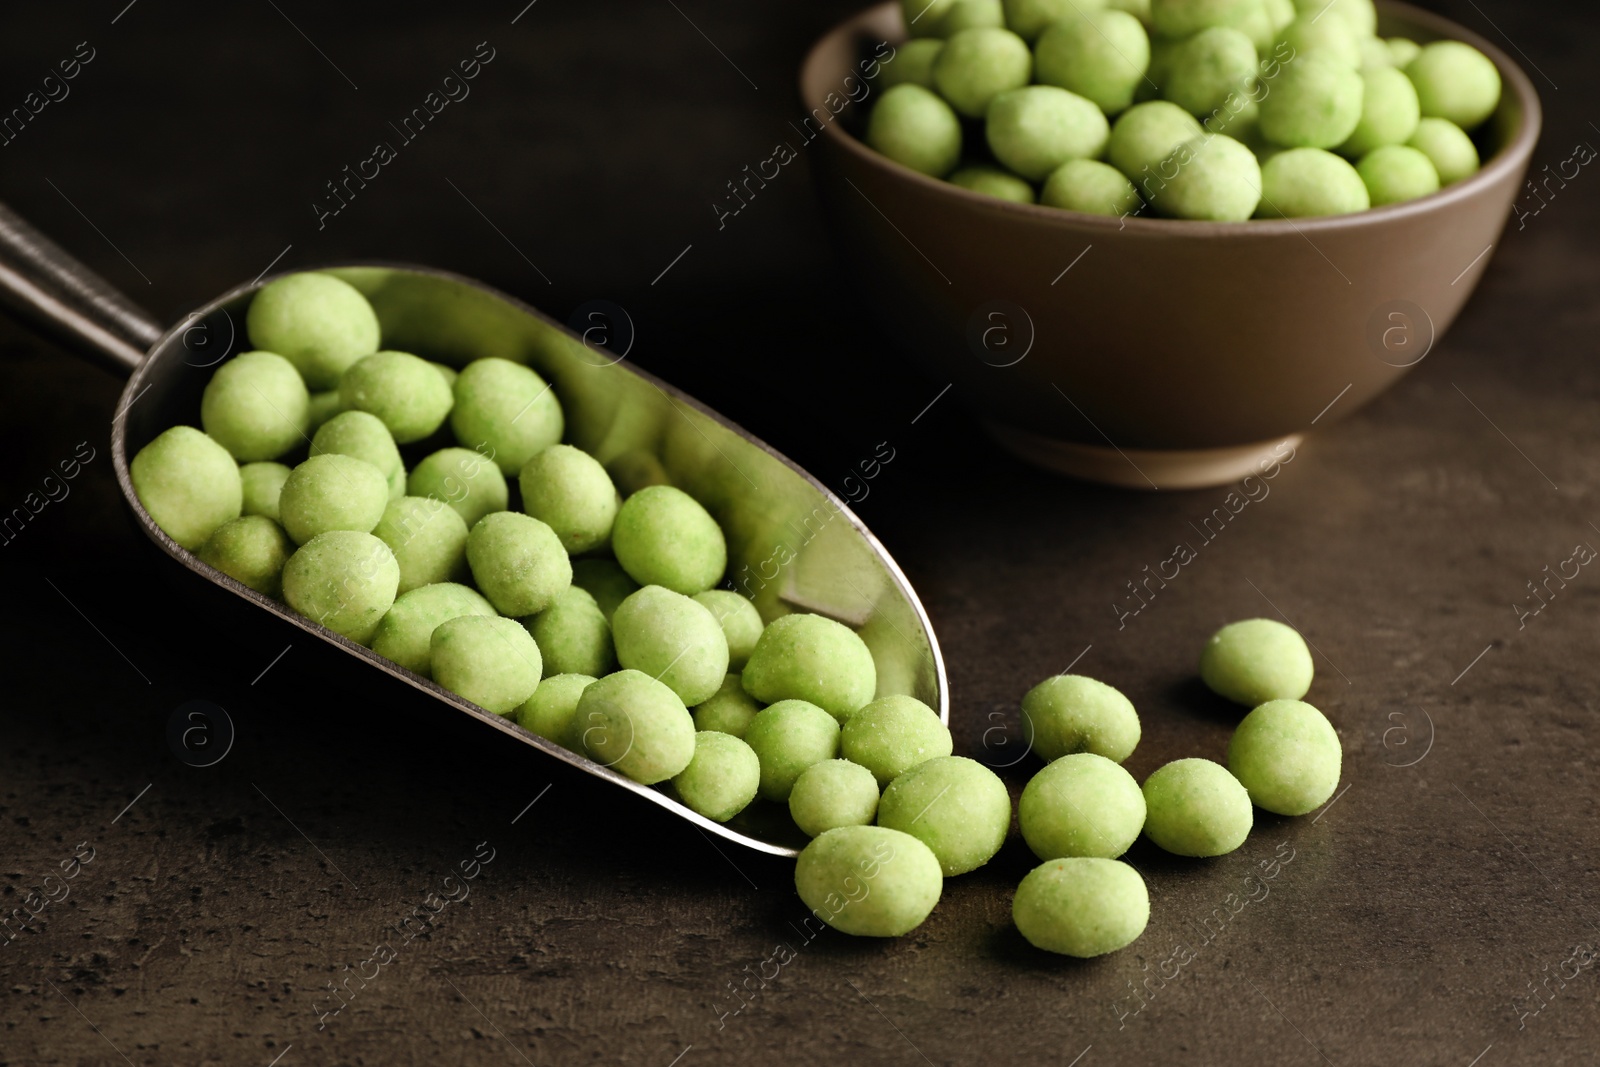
top-left (0, 203), bottom-right (948, 857)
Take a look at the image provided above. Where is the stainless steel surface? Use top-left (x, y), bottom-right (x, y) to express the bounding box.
top-left (90, 264), bottom-right (947, 859)
top-left (0, 200), bottom-right (161, 374)
top-left (0, 189), bottom-right (950, 858)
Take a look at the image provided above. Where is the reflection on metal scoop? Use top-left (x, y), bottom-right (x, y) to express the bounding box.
top-left (0, 203), bottom-right (947, 857)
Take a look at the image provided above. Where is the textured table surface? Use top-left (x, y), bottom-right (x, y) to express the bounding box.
top-left (1, 2), bottom-right (1596, 1065)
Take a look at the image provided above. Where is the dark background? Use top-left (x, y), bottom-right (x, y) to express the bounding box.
top-left (1, 1), bottom-right (1595, 1064)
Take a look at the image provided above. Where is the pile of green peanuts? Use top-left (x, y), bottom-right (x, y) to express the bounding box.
top-left (131, 272), bottom-right (1340, 954)
top-left (866, 0), bottom-right (1500, 219)
top-left (132, 271), bottom-right (925, 836)
top-left (796, 614), bottom-right (1339, 955)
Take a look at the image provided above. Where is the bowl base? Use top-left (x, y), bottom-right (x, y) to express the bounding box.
top-left (985, 423), bottom-right (1304, 491)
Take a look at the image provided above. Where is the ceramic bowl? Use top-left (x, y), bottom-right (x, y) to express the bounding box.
top-left (801, 1), bottom-right (1541, 487)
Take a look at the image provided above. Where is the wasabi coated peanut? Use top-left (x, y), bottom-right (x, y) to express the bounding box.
top-left (339, 350), bottom-right (453, 444)
top-left (246, 272), bottom-right (380, 391)
top-left (1020, 674), bottom-right (1140, 764)
top-left (1406, 40), bottom-right (1500, 130)
top-left (520, 444), bottom-right (619, 555)
top-left (839, 694), bottom-right (953, 784)
top-left (1358, 36), bottom-right (1393, 69)
top-left (198, 515), bottom-right (294, 597)
top-left (902, 0), bottom-right (957, 37)
top-left (1107, 100), bottom-right (1204, 185)
top-left (1151, 0), bottom-right (1256, 40)
top-left (430, 614), bottom-right (543, 716)
top-left (311, 411), bottom-right (404, 499)
top-left (877, 756), bottom-right (1010, 876)
top-left (1002, 0), bottom-right (1101, 42)
top-left (277, 454), bottom-right (390, 546)
top-left (1018, 752), bottom-right (1146, 860)
top-left (949, 165), bottom-right (1037, 204)
top-left (1408, 117), bottom-right (1479, 184)
top-left (574, 668), bottom-right (697, 784)
top-left (1042, 160), bottom-right (1143, 215)
top-left (1262, 0), bottom-right (1296, 34)
top-left (131, 426), bottom-right (242, 550)
top-left (466, 511), bottom-right (572, 617)
top-left (692, 590), bottom-right (763, 671)
top-left (1275, 15), bottom-right (1361, 69)
top-left (789, 759), bottom-right (881, 838)
top-left (1227, 698), bottom-right (1341, 814)
top-left (307, 390), bottom-right (344, 433)
top-left (370, 581), bottom-right (496, 676)
top-left (282, 530), bottom-right (399, 644)
top-left (673, 731), bottom-right (761, 823)
top-left (1013, 858), bottom-right (1148, 957)
top-left (528, 585), bottom-right (616, 678)
top-left (515, 672), bottom-right (596, 745)
top-left (612, 585), bottom-right (728, 705)
top-left (1258, 55), bottom-right (1364, 149)
top-left (571, 557), bottom-right (640, 621)
top-left (199, 350), bottom-right (311, 462)
top-left (866, 83), bottom-right (963, 178)
top-left (1034, 9), bottom-right (1150, 114)
top-left (941, 0), bottom-right (1005, 34)
top-left (692, 673), bottom-right (764, 738)
top-left (1141, 757), bottom-right (1253, 856)
top-left (744, 699), bottom-right (841, 801)
top-left (240, 462), bottom-right (292, 523)
top-left (611, 485), bottom-right (727, 596)
top-left (985, 85), bottom-right (1110, 182)
top-left (932, 27), bottom-right (1031, 119)
top-left (1152, 134), bottom-right (1261, 220)
top-left (1222, 0), bottom-right (1279, 53)
top-left (1345, 0), bottom-right (1377, 36)
top-left (795, 826), bottom-right (942, 937)
top-left (1106, 0), bottom-right (1153, 24)
top-left (1200, 618), bottom-right (1313, 705)
top-left (742, 613), bottom-right (877, 721)
top-left (1358, 143), bottom-right (1441, 205)
top-left (1386, 37), bottom-right (1420, 68)
top-left (450, 357), bottom-right (564, 476)
top-left (372, 495), bottom-right (470, 594)
top-left (1163, 27), bottom-right (1257, 118)
top-left (881, 38), bottom-right (944, 90)
top-left (1258, 147), bottom-right (1370, 216)
top-left (1339, 66), bottom-right (1420, 157)
top-left (408, 447), bottom-right (508, 529)
top-left (1296, 0), bottom-right (1374, 37)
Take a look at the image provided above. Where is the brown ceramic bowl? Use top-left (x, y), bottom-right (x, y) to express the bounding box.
top-left (801, 2), bottom-right (1540, 488)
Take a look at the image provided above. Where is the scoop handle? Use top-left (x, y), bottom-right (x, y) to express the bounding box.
top-left (0, 200), bottom-right (164, 377)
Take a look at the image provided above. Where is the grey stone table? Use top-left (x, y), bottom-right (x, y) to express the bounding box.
top-left (0, 1), bottom-right (1594, 1064)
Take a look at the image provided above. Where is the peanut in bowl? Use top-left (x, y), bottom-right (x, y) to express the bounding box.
top-left (800, 0), bottom-right (1541, 488)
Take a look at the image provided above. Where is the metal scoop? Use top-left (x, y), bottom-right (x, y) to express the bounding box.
top-left (0, 202), bottom-right (948, 858)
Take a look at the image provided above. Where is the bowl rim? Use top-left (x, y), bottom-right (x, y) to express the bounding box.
top-left (798, 0), bottom-right (1543, 236)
